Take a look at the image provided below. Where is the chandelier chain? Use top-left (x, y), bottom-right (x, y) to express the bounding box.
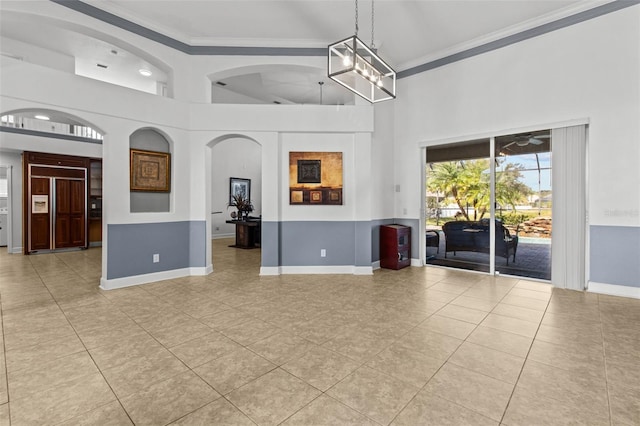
top-left (371, 0), bottom-right (375, 48)
top-left (355, 0), bottom-right (359, 36)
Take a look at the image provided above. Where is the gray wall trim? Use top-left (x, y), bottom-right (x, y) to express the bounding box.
top-left (399, 0), bottom-right (640, 78)
top-left (50, 0), bottom-right (325, 57)
top-left (50, 0), bottom-right (638, 73)
top-left (590, 225), bottom-right (640, 288)
top-left (107, 221), bottom-right (205, 279)
top-left (0, 126), bottom-right (102, 144)
top-left (261, 221), bottom-right (280, 267)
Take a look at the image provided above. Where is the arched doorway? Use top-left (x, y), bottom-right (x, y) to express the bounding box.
top-left (205, 134), bottom-right (263, 273)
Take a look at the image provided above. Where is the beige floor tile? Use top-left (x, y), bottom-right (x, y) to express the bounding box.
top-left (535, 323), bottom-right (603, 347)
top-left (422, 362), bottom-right (514, 422)
top-left (395, 327), bottom-right (462, 358)
top-left (448, 341), bottom-right (525, 384)
top-left (281, 346), bottom-right (360, 392)
top-left (287, 315), bottom-right (351, 345)
top-left (427, 282), bottom-right (470, 295)
top-left (57, 401), bottom-right (133, 426)
top-left (75, 320), bottom-right (149, 350)
top-left (248, 331), bottom-right (317, 365)
top-left (282, 394), bottom-right (379, 425)
top-left (219, 317), bottom-right (282, 346)
top-left (480, 313), bottom-right (539, 338)
top-left (5, 333), bottom-right (85, 373)
top-left (513, 280), bottom-right (553, 294)
top-left (227, 368), bottom-right (321, 426)
top-left (608, 382), bottom-right (640, 426)
top-left (194, 347), bottom-right (276, 394)
top-left (88, 332), bottom-right (166, 370)
top-left (120, 371), bottom-right (219, 426)
top-left (99, 349), bottom-right (189, 398)
top-left (322, 328), bottom-right (396, 364)
top-left (0, 375), bottom-right (6, 405)
top-left (147, 318), bottom-right (213, 348)
top-left (528, 339), bottom-right (606, 377)
top-left (0, 404), bottom-right (8, 426)
top-left (491, 303), bottom-right (544, 323)
top-left (466, 325), bottom-right (533, 358)
top-left (517, 360), bottom-right (609, 412)
top-left (367, 342), bottom-right (448, 387)
top-left (172, 398), bottom-right (255, 425)
top-left (422, 289), bottom-right (459, 303)
top-left (436, 304), bottom-right (488, 324)
top-left (7, 351), bottom-right (99, 400)
top-left (500, 294), bottom-right (549, 311)
top-left (605, 350), bottom-right (640, 391)
top-left (327, 366), bottom-right (420, 425)
top-left (508, 287), bottom-right (552, 301)
top-left (503, 384), bottom-right (610, 426)
top-left (461, 286), bottom-right (510, 301)
top-left (391, 390), bottom-right (498, 426)
top-left (450, 295), bottom-right (499, 312)
top-left (10, 372), bottom-right (116, 426)
top-left (169, 331), bottom-right (241, 368)
top-left (418, 314), bottom-right (477, 340)
top-left (3, 323), bottom-right (77, 352)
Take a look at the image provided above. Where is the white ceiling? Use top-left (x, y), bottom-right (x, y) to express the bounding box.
top-left (1, 0), bottom-right (603, 104)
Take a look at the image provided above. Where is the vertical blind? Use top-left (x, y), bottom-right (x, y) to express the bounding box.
top-left (551, 125), bottom-right (587, 290)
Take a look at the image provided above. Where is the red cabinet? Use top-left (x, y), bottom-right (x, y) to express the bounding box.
top-left (380, 224), bottom-right (411, 270)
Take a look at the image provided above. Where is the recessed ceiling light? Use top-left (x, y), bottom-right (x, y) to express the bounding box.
top-left (139, 69), bottom-right (152, 77)
top-left (34, 114), bottom-right (50, 121)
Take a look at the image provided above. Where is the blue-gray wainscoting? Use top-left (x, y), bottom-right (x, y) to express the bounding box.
top-left (107, 221), bottom-right (206, 279)
top-left (261, 219), bottom-right (421, 268)
top-left (590, 225), bottom-right (640, 288)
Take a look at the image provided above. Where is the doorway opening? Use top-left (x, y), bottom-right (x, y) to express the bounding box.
top-left (425, 131), bottom-right (552, 280)
top-left (207, 135), bottom-right (262, 275)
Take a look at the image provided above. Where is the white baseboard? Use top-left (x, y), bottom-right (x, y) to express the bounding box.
top-left (260, 266), bottom-right (281, 276)
top-left (588, 281), bottom-right (640, 299)
top-left (411, 258), bottom-right (422, 267)
top-left (372, 261), bottom-right (381, 270)
top-left (100, 267), bottom-right (193, 290)
top-left (212, 233), bottom-right (234, 240)
top-left (260, 265), bottom-right (373, 275)
top-left (11, 246), bottom-right (22, 254)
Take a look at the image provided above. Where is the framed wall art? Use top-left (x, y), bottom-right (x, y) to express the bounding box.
top-left (289, 151), bottom-right (343, 205)
top-left (229, 177), bottom-right (251, 205)
top-left (130, 149), bottom-right (171, 192)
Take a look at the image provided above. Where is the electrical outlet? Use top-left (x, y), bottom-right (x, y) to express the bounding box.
top-left (153, 254), bottom-right (160, 263)
top-left (320, 249), bottom-right (326, 257)
top-left (215, 226), bottom-right (220, 231)
top-left (403, 208), bottom-right (408, 215)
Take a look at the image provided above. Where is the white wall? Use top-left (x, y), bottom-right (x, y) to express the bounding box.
top-left (393, 6), bottom-right (640, 229)
top-left (0, 151), bottom-right (22, 252)
top-left (1, 37), bottom-right (74, 73)
top-left (211, 137), bottom-right (262, 237)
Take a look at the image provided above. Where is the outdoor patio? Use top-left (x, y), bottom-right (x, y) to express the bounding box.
top-left (425, 231), bottom-right (551, 280)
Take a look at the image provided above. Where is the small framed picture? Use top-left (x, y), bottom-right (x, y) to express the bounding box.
top-left (130, 149), bottom-right (171, 192)
top-left (297, 160), bottom-right (321, 183)
top-left (229, 177), bottom-right (251, 205)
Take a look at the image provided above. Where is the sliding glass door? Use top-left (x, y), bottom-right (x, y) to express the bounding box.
top-left (426, 131), bottom-right (552, 280)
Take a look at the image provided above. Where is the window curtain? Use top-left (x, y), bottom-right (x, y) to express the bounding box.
top-left (551, 125), bottom-right (587, 290)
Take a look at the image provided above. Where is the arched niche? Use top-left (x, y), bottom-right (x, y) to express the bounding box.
top-left (129, 128), bottom-right (171, 213)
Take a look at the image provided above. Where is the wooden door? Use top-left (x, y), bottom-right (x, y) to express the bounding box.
top-left (55, 179), bottom-right (86, 248)
top-left (30, 177), bottom-right (50, 251)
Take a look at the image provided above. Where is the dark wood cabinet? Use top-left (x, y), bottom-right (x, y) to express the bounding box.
top-left (380, 224), bottom-right (411, 270)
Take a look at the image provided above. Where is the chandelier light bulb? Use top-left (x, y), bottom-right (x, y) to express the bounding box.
top-left (343, 55), bottom-right (352, 67)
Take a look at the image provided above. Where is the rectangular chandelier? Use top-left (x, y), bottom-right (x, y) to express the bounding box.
top-left (328, 35), bottom-right (396, 103)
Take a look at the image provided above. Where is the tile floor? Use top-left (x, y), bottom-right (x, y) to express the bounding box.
top-left (0, 239), bottom-right (638, 425)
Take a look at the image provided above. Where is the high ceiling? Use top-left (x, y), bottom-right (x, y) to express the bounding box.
top-left (1, 0), bottom-right (602, 104)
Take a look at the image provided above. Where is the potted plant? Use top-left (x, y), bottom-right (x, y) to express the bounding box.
top-left (228, 193), bottom-right (254, 220)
